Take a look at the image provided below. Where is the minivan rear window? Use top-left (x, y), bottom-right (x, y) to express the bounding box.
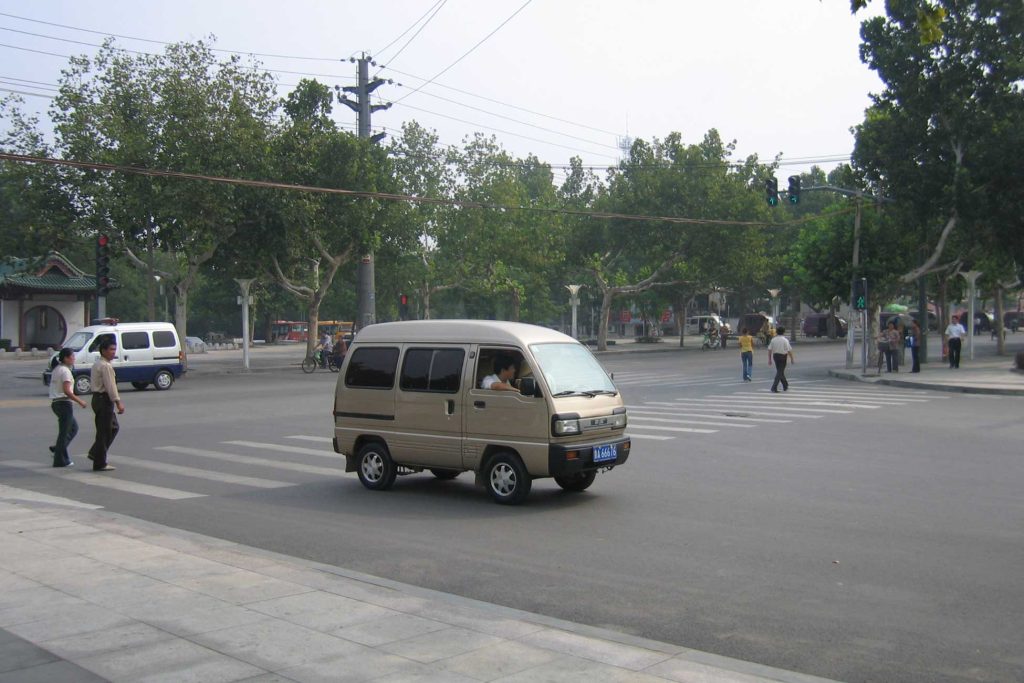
top-left (153, 331), bottom-right (177, 348)
top-left (121, 331), bottom-right (150, 350)
top-left (400, 348), bottom-right (464, 393)
top-left (345, 347), bottom-right (400, 389)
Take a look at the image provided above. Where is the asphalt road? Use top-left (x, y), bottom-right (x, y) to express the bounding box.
top-left (1, 341), bottom-right (1022, 683)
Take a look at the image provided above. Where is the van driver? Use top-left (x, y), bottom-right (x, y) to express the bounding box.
top-left (481, 355), bottom-right (519, 391)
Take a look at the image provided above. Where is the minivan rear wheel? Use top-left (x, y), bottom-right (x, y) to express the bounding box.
top-left (153, 370), bottom-right (174, 391)
top-left (357, 442), bottom-right (397, 491)
top-left (486, 452), bottom-right (531, 505)
top-left (554, 470), bottom-right (597, 492)
top-left (74, 374), bottom-right (91, 395)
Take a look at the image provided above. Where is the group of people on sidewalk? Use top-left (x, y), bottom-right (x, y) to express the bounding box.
top-left (875, 315), bottom-right (969, 374)
top-left (736, 326), bottom-right (794, 392)
top-left (47, 335), bottom-right (123, 471)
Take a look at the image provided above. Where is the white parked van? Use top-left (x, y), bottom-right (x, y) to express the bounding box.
top-left (42, 322), bottom-right (185, 394)
top-left (333, 320), bottom-right (632, 505)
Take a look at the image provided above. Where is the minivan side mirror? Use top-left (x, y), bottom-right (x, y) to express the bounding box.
top-left (518, 377), bottom-right (538, 397)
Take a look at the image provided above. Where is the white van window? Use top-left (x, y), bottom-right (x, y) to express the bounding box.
top-left (345, 347), bottom-right (400, 389)
top-left (153, 330), bottom-right (177, 348)
top-left (121, 331), bottom-right (150, 350)
top-left (88, 333), bottom-right (116, 353)
top-left (529, 343), bottom-right (616, 396)
top-left (400, 348), bottom-right (464, 393)
top-left (63, 331), bottom-right (92, 351)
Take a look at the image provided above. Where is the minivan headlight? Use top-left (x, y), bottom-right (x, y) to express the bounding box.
top-left (552, 414), bottom-right (581, 436)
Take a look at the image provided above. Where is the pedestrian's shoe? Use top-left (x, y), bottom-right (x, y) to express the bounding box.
top-left (53, 461), bottom-right (74, 468)
top-left (771, 389), bottom-right (779, 393)
top-left (87, 454), bottom-right (94, 461)
top-left (93, 465), bottom-right (116, 472)
top-left (49, 445), bottom-right (55, 453)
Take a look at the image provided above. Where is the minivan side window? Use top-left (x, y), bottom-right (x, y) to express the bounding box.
top-left (400, 348), bottom-right (464, 393)
top-left (121, 331), bottom-right (150, 350)
top-left (153, 331), bottom-right (177, 348)
top-left (345, 347), bottom-right (400, 389)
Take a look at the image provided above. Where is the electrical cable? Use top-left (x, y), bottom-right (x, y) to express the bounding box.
top-left (375, 0), bottom-right (446, 67)
top-left (393, 0), bottom-right (531, 104)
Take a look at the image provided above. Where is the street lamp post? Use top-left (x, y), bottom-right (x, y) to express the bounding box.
top-left (235, 278), bottom-right (256, 371)
top-left (565, 285), bottom-right (583, 339)
top-left (961, 270), bottom-right (982, 361)
top-left (768, 288), bottom-right (782, 323)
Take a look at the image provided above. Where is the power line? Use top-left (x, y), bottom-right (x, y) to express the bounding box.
top-left (0, 87), bottom-right (54, 99)
top-left (375, 0), bottom-right (446, 65)
top-left (393, 0), bottom-right (532, 104)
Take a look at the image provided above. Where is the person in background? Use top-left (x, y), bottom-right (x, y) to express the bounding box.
top-left (944, 315), bottom-right (966, 369)
top-left (909, 319), bottom-right (922, 373)
top-left (87, 336), bottom-right (123, 472)
top-left (767, 325), bottom-right (794, 393)
top-left (738, 327), bottom-right (754, 382)
top-left (48, 347), bottom-right (88, 467)
top-left (885, 320), bottom-right (901, 372)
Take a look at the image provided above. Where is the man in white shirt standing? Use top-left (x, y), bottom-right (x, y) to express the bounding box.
top-left (944, 314), bottom-right (967, 369)
top-left (48, 347), bottom-right (88, 467)
top-left (767, 325), bottom-right (795, 393)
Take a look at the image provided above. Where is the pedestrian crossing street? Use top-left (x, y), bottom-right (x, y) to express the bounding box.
top-left (4, 435), bottom-right (347, 502)
top-left (614, 371), bottom-right (949, 440)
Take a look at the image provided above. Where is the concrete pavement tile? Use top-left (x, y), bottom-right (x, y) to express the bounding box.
top-left (112, 553), bottom-right (238, 582)
top-left (406, 602), bottom-right (544, 640)
top-left (371, 668), bottom-right (480, 683)
top-left (122, 602), bottom-right (267, 638)
top-left (255, 565), bottom-right (436, 613)
top-left (333, 613), bottom-right (449, 647)
top-left (234, 675), bottom-right (301, 683)
top-left (16, 522), bottom-right (106, 545)
top-left (67, 574), bottom-right (187, 610)
top-left (0, 629), bottom-right (58, 673)
top-left (0, 535), bottom-right (68, 570)
top-left (189, 618), bottom-right (366, 671)
top-left (6, 554), bottom-right (119, 589)
top-left (491, 653), bottom-right (669, 682)
top-left (437, 639), bottom-right (561, 681)
top-left (378, 626), bottom-right (503, 664)
top-left (0, 659), bottom-right (110, 682)
top-left (75, 636), bottom-right (265, 683)
top-left (5, 602), bottom-right (132, 642)
top-left (82, 540), bottom-right (191, 567)
top-left (517, 628), bottom-right (674, 670)
top-left (0, 571), bottom-right (40, 593)
top-left (275, 647), bottom-right (423, 683)
top-left (171, 570), bottom-right (311, 605)
top-left (248, 591), bottom-right (396, 632)
top-left (35, 621), bottom-right (173, 659)
top-left (0, 515), bottom-right (79, 534)
top-left (0, 588), bottom-right (88, 627)
top-left (198, 548), bottom-right (283, 571)
top-left (644, 657), bottom-right (777, 683)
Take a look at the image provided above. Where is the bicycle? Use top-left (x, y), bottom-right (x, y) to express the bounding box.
top-left (301, 350), bottom-right (341, 373)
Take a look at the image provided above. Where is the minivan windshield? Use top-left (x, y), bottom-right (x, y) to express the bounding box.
top-left (62, 331), bottom-right (93, 352)
top-left (529, 342), bottom-right (617, 397)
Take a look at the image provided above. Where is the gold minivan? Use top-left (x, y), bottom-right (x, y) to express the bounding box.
top-left (333, 320), bottom-right (631, 504)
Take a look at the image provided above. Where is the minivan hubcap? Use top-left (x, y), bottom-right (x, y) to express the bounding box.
top-left (490, 463), bottom-right (516, 496)
top-left (362, 453), bottom-right (383, 482)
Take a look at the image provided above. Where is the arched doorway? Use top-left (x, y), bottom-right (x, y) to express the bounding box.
top-left (24, 305), bottom-right (67, 349)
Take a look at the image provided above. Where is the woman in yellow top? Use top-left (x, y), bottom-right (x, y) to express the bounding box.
top-left (738, 328), bottom-right (755, 381)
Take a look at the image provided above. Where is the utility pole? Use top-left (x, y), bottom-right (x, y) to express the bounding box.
top-left (336, 53), bottom-right (392, 330)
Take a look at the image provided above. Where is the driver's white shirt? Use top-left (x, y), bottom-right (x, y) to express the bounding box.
top-left (481, 373), bottom-right (500, 389)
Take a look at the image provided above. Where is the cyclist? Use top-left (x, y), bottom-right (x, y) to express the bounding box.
top-left (315, 332), bottom-right (333, 368)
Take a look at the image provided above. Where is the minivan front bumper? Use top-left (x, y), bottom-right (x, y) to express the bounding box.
top-left (547, 435), bottom-right (631, 476)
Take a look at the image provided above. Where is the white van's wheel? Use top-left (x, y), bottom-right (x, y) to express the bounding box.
top-left (486, 452), bottom-right (531, 505)
top-left (153, 370), bottom-right (174, 390)
top-left (554, 470), bottom-right (596, 492)
top-left (131, 381), bottom-right (149, 391)
top-left (357, 443), bottom-right (397, 490)
top-left (74, 374), bottom-right (91, 395)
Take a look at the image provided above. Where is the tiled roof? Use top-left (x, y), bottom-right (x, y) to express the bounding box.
top-left (0, 252), bottom-right (101, 293)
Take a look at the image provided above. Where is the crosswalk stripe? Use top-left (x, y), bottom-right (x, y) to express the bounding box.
top-left (222, 440), bottom-right (334, 458)
top-left (624, 433), bottom-right (673, 441)
top-left (742, 396), bottom-right (881, 409)
top-left (4, 460), bottom-right (205, 500)
top-left (286, 435), bottom-right (332, 443)
top-left (667, 399), bottom-right (852, 414)
top-left (764, 389), bottom-right (934, 402)
top-left (630, 416), bottom-right (755, 429)
top-left (154, 446), bottom-right (344, 477)
top-left (642, 401), bottom-right (824, 418)
top-left (626, 407), bottom-right (791, 423)
top-left (620, 424), bottom-right (718, 434)
top-left (112, 456), bottom-right (292, 488)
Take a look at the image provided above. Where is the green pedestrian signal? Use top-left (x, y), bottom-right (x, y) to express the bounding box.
top-left (788, 176), bottom-right (801, 204)
top-left (853, 279), bottom-right (867, 311)
top-left (765, 178), bottom-right (779, 207)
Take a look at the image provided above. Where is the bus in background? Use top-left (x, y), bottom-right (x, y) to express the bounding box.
top-left (270, 321), bottom-right (308, 343)
top-left (317, 320), bottom-right (354, 345)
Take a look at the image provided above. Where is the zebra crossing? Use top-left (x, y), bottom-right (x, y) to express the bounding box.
top-left (623, 381), bottom-right (949, 441)
top-left (4, 434), bottom-right (349, 502)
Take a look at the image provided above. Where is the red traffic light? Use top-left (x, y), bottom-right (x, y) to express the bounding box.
top-left (97, 234), bottom-right (109, 247)
top-left (400, 294), bottom-right (408, 305)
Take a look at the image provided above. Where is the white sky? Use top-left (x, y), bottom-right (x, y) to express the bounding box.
top-left (0, 0), bottom-right (886, 183)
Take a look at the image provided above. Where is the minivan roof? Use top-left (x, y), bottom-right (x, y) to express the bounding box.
top-left (353, 320), bottom-right (574, 346)
top-left (77, 322), bottom-right (178, 333)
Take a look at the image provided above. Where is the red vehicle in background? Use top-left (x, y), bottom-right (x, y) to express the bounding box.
top-left (271, 321), bottom-right (308, 343)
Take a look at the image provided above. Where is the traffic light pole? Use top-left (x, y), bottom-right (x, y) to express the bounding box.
top-left (337, 53), bottom-right (391, 330)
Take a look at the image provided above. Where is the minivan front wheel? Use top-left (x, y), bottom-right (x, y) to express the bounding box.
top-left (74, 374), bottom-right (91, 395)
top-left (153, 370), bottom-right (174, 390)
top-left (486, 452), bottom-right (531, 505)
top-left (357, 442), bottom-right (397, 491)
top-left (554, 470), bottom-right (596, 492)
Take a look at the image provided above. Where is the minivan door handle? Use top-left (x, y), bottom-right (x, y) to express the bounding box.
top-left (445, 399), bottom-right (455, 415)
top-left (473, 400), bottom-right (486, 409)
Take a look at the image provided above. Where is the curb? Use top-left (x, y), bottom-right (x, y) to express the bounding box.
top-left (827, 369), bottom-right (1024, 396)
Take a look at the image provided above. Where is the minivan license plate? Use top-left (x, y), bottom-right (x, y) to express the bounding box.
top-left (593, 444), bottom-right (616, 463)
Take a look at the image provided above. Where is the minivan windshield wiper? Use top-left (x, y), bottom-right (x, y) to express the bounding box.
top-left (585, 389), bottom-right (618, 396)
top-left (551, 389), bottom-right (619, 398)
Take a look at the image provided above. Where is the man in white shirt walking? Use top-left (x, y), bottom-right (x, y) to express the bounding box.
top-left (767, 325), bottom-right (795, 393)
top-left (944, 315), bottom-right (967, 368)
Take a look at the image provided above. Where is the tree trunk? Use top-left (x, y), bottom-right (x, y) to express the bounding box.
top-left (597, 288), bottom-right (614, 351)
top-left (994, 285), bottom-right (1005, 355)
top-left (672, 301), bottom-right (685, 347)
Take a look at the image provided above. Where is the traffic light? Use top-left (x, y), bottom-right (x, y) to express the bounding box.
top-left (399, 293), bottom-right (409, 320)
top-left (788, 176), bottom-right (801, 204)
top-left (853, 279), bottom-right (868, 311)
top-left (95, 234), bottom-right (111, 296)
top-left (765, 177), bottom-right (779, 206)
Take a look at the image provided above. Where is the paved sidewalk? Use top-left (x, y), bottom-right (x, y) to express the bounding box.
top-left (0, 486), bottom-right (839, 683)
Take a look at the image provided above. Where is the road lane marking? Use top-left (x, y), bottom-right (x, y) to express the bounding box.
top-left (0, 399), bottom-right (48, 408)
top-left (667, 399), bottom-right (852, 414)
top-left (112, 456), bottom-right (292, 488)
top-left (626, 407), bottom-right (791, 423)
top-left (642, 401), bottom-right (824, 418)
top-left (618, 424), bottom-right (717, 434)
top-left (629, 416), bottom-right (755, 429)
top-left (286, 435), bottom-right (332, 443)
top-left (222, 440), bottom-right (335, 458)
top-left (3, 460), bottom-right (205, 500)
top-left (624, 433), bottom-right (673, 441)
top-left (154, 446), bottom-right (344, 477)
